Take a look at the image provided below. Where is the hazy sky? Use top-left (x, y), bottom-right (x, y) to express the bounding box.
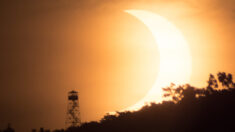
top-left (0, 0), bottom-right (234, 132)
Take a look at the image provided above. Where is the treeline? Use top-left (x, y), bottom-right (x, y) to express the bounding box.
top-left (61, 72), bottom-right (235, 132)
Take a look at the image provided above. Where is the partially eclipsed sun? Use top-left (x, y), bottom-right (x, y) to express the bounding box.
top-left (125, 10), bottom-right (192, 111)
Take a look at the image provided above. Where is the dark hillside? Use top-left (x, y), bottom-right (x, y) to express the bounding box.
top-left (63, 72), bottom-right (235, 132)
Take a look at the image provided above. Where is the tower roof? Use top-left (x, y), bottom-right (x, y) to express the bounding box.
top-left (69, 90), bottom-right (78, 94)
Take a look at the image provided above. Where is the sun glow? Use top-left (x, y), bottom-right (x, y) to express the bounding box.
top-left (125, 10), bottom-right (192, 111)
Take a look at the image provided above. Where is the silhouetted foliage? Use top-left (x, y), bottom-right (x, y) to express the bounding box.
top-left (52, 72), bottom-right (235, 132)
top-left (217, 72), bottom-right (235, 89)
top-left (1, 124), bottom-right (15, 132)
top-left (163, 83), bottom-right (199, 103)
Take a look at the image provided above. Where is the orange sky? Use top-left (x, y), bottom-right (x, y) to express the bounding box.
top-left (0, 0), bottom-right (234, 132)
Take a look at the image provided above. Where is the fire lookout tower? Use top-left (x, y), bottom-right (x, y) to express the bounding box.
top-left (66, 90), bottom-right (81, 128)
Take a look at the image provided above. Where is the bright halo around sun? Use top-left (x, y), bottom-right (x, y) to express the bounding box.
top-left (124, 10), bottom-right (192, 111)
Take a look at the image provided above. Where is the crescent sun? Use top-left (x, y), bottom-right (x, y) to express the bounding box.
top-left (125, 10), bottom-right (192, 111)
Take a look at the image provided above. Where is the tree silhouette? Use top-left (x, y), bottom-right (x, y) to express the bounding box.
top-left (217, 72), bottom-right (235, 89)
top-left (163, 84), bottom-right (201, 103)
top-left (206, 74), bottom-right (218, 94)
